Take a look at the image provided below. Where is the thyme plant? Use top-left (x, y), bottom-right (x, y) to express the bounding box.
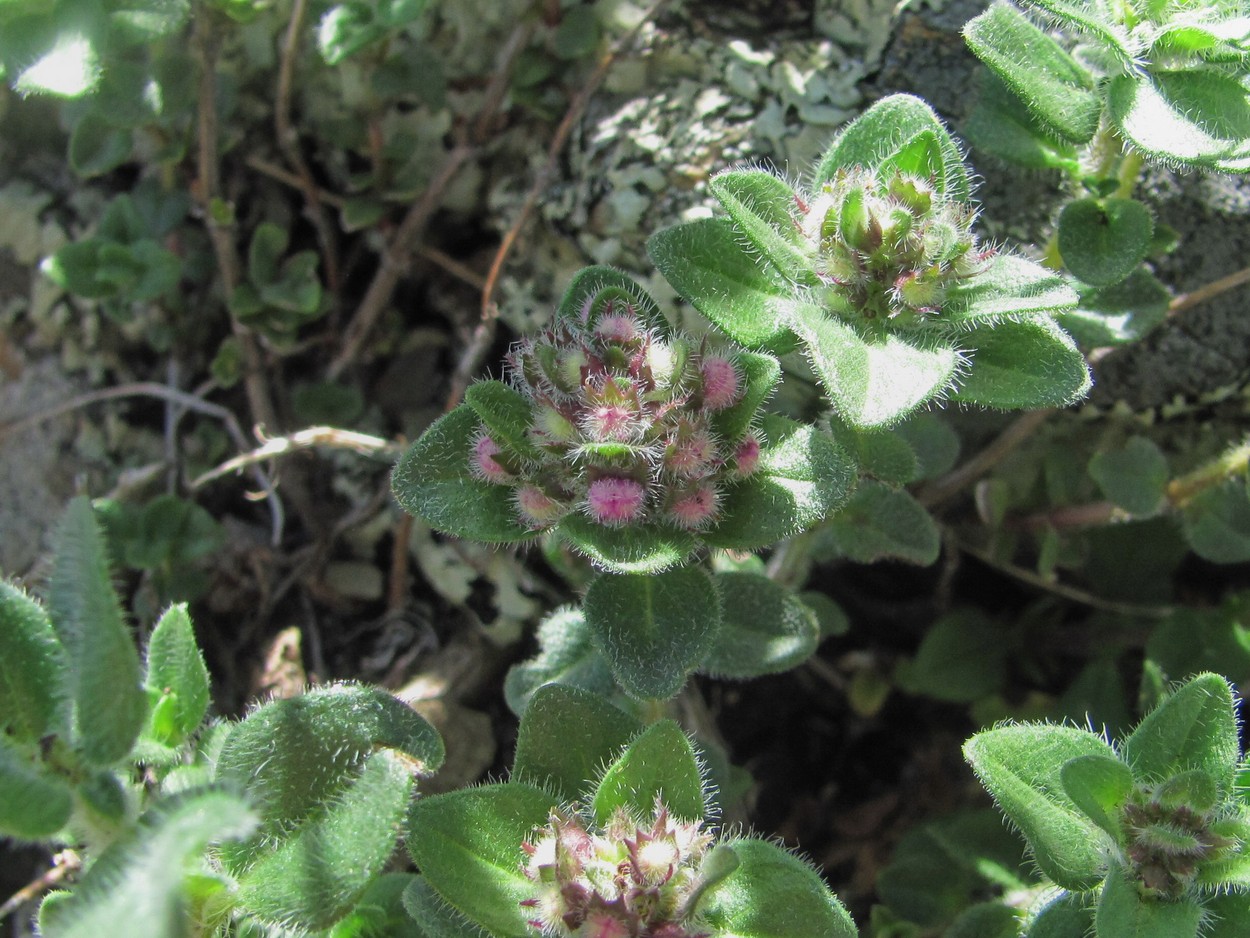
top-left (2, 1), bottom-right (1250, 937)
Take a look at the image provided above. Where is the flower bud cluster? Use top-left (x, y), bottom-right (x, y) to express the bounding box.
top-left (1121, 778), bottom-right (1244, 900)
top-left (520, 800), bottom-right (714, 937)
top-left (470, 301), bottom-right (764, 533)
top-left (800, 167), bottom-right (993, 324)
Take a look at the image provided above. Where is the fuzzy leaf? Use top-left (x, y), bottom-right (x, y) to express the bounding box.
top-left (0, 581), bottom-right (66, 742)
top-left (1122, 672), bottom-right (1240, 786)
top-left (1183, 482), bottom-right (1250, 563)
top-left (946, 253), bottom-right (1079, 324)
top-left (896, 610), bottom-right (1009, 702)
top-left (963, 2), bottom-right (1100, 144)
top-left (583, 568), bottom-right (721, 700)
top-left (216, 683), bottom-right (444, 871)
top-left (814, 93), bottom-right (970, 201)
top-left (406, 782), bottom-right (554, 938)
top-left (1095, 865), bottom-right (1202, 938)
top-left (963, 724), bottom-right (1116, 889)
top-left (47, 497), bottom-right (146, 766)
top-left (1108, 70), bottom-right (1250, 171)
top-left (818, 480), bottom-right (940, 566)
top-left (1059, 754), bottom-right (1133, 841)
top-left (329, 872), bottom-right (425, 938)
top-left (952, 317), bottom-right (1091, 409)
top-left (1023, 891), bottom-right (1094, 938)
top-left (235, 750), bottom-right (416, 930)
top-left (705, 415), bottom-right (856, 549)
top-left (1057, 268), bottom-right (1170, 348)
top-left (464, 380), bottom-right (540, 462)
top-left (503, 607), bottom-right (618, 716)
top-left (1088, 437), bottom-right (1168, 516)
top-left (68, 114), bottom-right (132, 178)
top-left (648, 218), bottom-right (797, 351)
top-left (699, 838), bottom-right (858, 938)
top-left (709, 170), bottom-right (814, 283)
top-left (143, 603), bottom-right (210, 747)
top-left (1020, 0), bottom-right (1134, 61)
top-left (701, 572), bottom-right (821, 678)
top-left (401, 876), bottom-right (483, 938)
top-left (785, 303), bottom-right (959, 427)
top-left (965, 70), bottom-right (1081, 172)
top-left (391, 405), bottom-right (535, 543)
top-left (512, 684), bottom-right (640, 803)
top-left (591, 720), bottom-right (706, 825)
top-left (1058, 198), bottom-right (1153, 287)
top-left (556, 266), bottom-right (670, 337)
top-left (556, 515), bottom-right (698, 574)
top-left (894, 412), bottom-right (960, 482)
top-left (38, 788), bottom-right (256, 938)
top-left (0, 737), bottom-right (73, 840)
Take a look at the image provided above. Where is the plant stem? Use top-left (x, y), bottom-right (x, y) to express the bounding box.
top-left (917, 409), bottom-right (1055, 509)
top-left (326, 21), bottom-right (534, 381)
top-left (1167, 438), bottom-right (1250, 508)
top-left (275, 0), bottom-right (341, 294)
top-left (194, 14), bottom-right (280, 435)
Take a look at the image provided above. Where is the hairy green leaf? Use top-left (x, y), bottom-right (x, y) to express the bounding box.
top-left (464, 380), bottom-right (540, 462)
top-left (48, 497), bottom-right (146, 766)
top-left (648, 218), bottom-right (797, 351)
top-left (407, 783), bottom-right (553, 938)
top-left (235, 751), bottom-right (415, 930)
top-left (1095, 865), bottom-right (1202, 938)
top-left (216, 683), bottom-right (444, 871)
top-left (512, 684), bottom-right (640, 802)
top-left (1059, 754), bottom-right (1133, 842)
top-left (1108, 70), bottom-right (1250, 171)
top-left (583, 568), bottom-right (721, 699)
top-left (0, 737), bottom-right (73, 840)
top-left (143, 604), bottom-right (210, 747)
top-left (591, 720), bottom-right (706, 825)
top-left (786, 303), bottom-right (959, 427)
top-left (0, 582), bottom-right (66, 742)
top-left (39, 788), bottom-right (256, 938)
top-left (952, 317), bottom-right (1091, 409)
top-left (1058, 198), bottom-right (1153, 287)
top-left (701, 572), bottom-right (820, 678)
top-left (964, 2), bottom-right (1099, 144)
top-left (556, 266), bottom-right (670, 336)
top-left (556, 515), bottom-right (698, 574)
top-left (503, 607), bottom-right (618, 716)
top-left (699, 839), bottom-right (858, 938)
top-left (391, 405), bottom-right (535, 543)
top-left (820, 480), bottom-right (940, 566)
top-left (814, 94), bottom-right (970, 200)
top-left (964, 724), bottom-right (1115, 889)
top-left (1122, 672), bottom-right (1240, 786)
top-left (705, 415), bottom-right (856, 549)
top-left (709, 170), bottom-right (814, 284)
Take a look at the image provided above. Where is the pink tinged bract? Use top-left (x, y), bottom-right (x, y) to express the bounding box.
top-left (594, 313), bottom-right (640, 344)
top-left (668, 483), bottom-right (720, 530)
top-left (733, 433), bottom-right (762, 477)
top-left (515, 485), bottom-right (566, 528)
top-left (585, 477), bottom-right (647, 526)
top-left (470, 433), bottom-right (512, 483)
top-left (699, 356), bottom-right (741, 411)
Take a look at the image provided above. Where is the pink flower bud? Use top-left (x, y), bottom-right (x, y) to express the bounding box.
top-left (585, 477), bottom-right (646, 526)
top-left (664, 424), bottom-right (719, 478)
top-left (733, 432), bottom-right (762, 477)
top-left (699, 355), bottom-right (741, 411)
top-left (667, 483), bottom-right (720, 530)
top-left (470, 433), bottom-right (512, 483)
top-left (515, 485), bottom-right (566, 529)
top-left (595, 313), bottom-right (640, 344)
